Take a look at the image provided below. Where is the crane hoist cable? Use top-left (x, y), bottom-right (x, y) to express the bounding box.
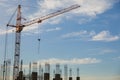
top-left (37, 38), bottom-right (41, 54)
top-left (3, 25), bottom-right (8, 80)
top-left (4, 7), bottom-right (17, 80)
top-left (37, 24), bottom-right (41, 54)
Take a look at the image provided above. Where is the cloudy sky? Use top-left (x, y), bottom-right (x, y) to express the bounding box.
top-left (0, 0), bottom-right (120, 80)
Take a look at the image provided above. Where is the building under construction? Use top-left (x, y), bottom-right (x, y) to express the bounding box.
top-left (0, 61), bottom-right (80, 80)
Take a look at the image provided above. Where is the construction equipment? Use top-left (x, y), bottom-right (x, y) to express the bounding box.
top-left (7, 4), bottom-right (80, 80)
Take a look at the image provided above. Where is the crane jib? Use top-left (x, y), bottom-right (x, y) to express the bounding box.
top-left (22, 4), bottom-right (80, 27)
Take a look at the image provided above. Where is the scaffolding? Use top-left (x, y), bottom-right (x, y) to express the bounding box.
top-left (0, 64), bottom-right (3, 80)
top-left (1, 60), bottom-right (11, 80)
top-left (69, 68), bottom-right (72, 80)
top-left (32, 62), bottom-right (37, 72)
top-left (56, 64), bottom-right (60, 74)
top-left (45, 63), bottom-right (50, 73)
top-left (44, 63), bottom-right (50, 80)
top-left (1, 61), bottom-right (81, 80)
top-left (5, 60), bottom-right (11, 80)
top-left (64, 65), bottom-right (68, 80)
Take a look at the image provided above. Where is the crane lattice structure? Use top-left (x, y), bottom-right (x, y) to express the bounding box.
top-left (7, 4), bottom-right (80, 80)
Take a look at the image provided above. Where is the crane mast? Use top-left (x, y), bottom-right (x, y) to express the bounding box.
top-left (13, 5), bottom-right (22, 80)
top-left (7, 4), bottom-right (80, 80)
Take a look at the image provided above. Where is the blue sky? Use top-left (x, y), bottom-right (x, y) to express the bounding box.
top-left (0, 0), bottom-right (120, 80)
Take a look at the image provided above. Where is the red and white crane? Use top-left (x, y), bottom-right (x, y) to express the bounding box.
top-left (7, 4), bottom-right (80, 80)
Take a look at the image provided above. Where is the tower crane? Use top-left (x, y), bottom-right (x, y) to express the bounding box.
top-left (7, 4), bottom-right (80, 80)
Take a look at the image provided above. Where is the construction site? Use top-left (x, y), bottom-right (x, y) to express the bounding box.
top-left (0, 60), bottom-right (80, 80)
top-left (0, 3), bottom-right (80, 80)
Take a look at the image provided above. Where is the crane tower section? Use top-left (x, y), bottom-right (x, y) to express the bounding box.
top-left (14, 5), bottom-right (22, 80)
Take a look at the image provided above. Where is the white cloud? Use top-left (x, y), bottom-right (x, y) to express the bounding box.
top-left (92, 31), bottom-right (119, 42)
top-left (78, 18), bottom-right (92, 24)
top-left (61, 30), bottom-right (88, 38)
top-left (0, 0), bottom-right (119, 35)
top-left (61, 30), bottom-right (95, 39)
top-left (15, 58), bottom-right (101, 68)
top-left (113, 56), bottom-right (120, 60)
top-left (82, 75), bottom-right (120, 80)
top-left (8, 58), bottom-right (101, 70)
top-left (35, 0), bottom-right (118, 17)
top-left (0, 28), bottom-right (15, 35)
top-left (27, 0), bottom-right (118, 31)
top-left (48, 17), bottom-right (62, 24)
top-left (61, 30), bottom-right (119, 42)
top-left (101, 49), bottom-right (116, 54)
top-left (89, 48), bottom-right (117, 55)
top-left (37, 58), bottom-right (101, 65)
top-left (46, 27), bottom-right (61, 32)
top-left (74, 0), bottom-right (117, 16)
